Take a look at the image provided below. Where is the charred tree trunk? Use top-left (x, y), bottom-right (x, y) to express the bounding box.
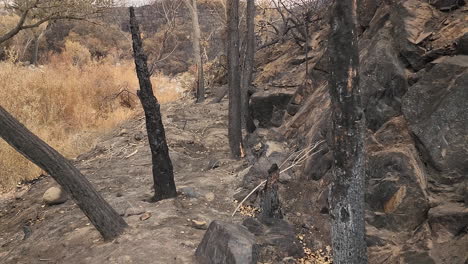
top-left (328, 0), bottom-right (367, 263)
top-left (0, 106), bottom-right (127, 240)
top-left (185, 0), bottom-right (205, 103)
top-left (227, 0), bottom-right (243, 158)
top-left (241, 0), bottom-right (256, 132)
top-left (129, 7), bottom-right (177, 202)
top-left (260, 164), bottom-right (283, 221)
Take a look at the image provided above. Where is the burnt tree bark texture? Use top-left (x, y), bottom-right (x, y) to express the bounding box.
top-left (0, 106), bottom-right (127, 240)
top-left (260, 164), bottom-right (283, 221)
top-left (328, 0), bottom-right (367, 263)
top-left (241, 0), bottom-right (256, 133)
top-left (129, 7), bottom-right (177, 202)
top-left (184, 0), bottom-right (205, 103)
top-left (227, 0), bottom-right (243, 158)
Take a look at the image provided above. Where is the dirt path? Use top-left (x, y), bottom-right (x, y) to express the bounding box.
top-left (0, 99), bottom-right (247, 264)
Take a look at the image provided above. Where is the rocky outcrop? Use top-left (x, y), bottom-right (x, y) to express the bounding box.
top-left (402, 58), bottom-right (468, 183)
top-left (245, 0), bottom-right (468, 262)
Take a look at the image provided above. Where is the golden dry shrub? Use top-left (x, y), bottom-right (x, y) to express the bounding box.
top-left (60, 40), bottom-right (92, 67)
top-left (0, 57), bottom-right (185, 191)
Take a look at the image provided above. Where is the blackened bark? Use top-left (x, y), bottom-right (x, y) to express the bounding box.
top-left (241, 0), bottom-right (256, 132)
top-left (0, 106), bottom-right (127, 240)
top-left (227, 0), bottom-right (243, 158)
top-left (260, 164), bottom-right (283, 221)
top-left (328, 0), bottom-right (367, 263)
top-left (129, 7), bottom-right (177, 202)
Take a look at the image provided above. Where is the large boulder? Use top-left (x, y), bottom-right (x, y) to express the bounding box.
top-left (195, 221), bottom-right (258, 264)
top-left (366, 117), bottom-right (430, 231)
top-left (402, 59), bottom-right (468, 183)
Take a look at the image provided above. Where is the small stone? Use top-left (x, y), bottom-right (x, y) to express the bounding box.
top-left (279, 173), bottom-right (292, 183)
top-left (139, 212), bottom-right (152, 221)
top-left (119, 129), bottom-right (128, 136)
top-left (134, 131), bottom-right (144, 141)
top-left (43, 187), bottom-right (68, 205)
top-left (205, 192), bottom-right (215, 202)
top-left (191, 219), bottom-right (208, 230)
top-left (179, 187), bottom-right (201, 198)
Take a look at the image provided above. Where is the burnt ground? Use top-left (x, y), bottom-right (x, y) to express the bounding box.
top-left (0, 99), bottom-right (250, 264)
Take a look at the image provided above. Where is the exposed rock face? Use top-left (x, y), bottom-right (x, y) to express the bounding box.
top-left (403, 59), bottom-right (468, 183)
top-left (246, 0), bottom-right (468, 262)
top-left (195, 221), bottom-right (258, 264)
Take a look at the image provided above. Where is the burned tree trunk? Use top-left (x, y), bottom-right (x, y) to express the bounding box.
top-left (0, 106), bottom-right (127, 240)
top-left (241, 0), bottom-right (256, 132)
top-left (227, 0), bottom-right (243, 158)
top-left (129, 7), bottom-right (177, 202)
top-left (260, 164), bottom-right (283, 221)
top-left (328, 0), bottom-right (367, 263)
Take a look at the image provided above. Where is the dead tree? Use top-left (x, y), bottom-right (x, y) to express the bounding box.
top-left (241, 0), bottom-right (256, 132)
top-left (227, 0), bottom-right (243, 158)
top-left (184, 0), bottom-right (205, 103)
top-left (0, 106), bottom-right (127, 240)
top-left (260, 164), bottom-right (283, 221)
top-left (328, 0), bottom-right (367, 263)
top-left (129, 7), bottom-right (177, 201)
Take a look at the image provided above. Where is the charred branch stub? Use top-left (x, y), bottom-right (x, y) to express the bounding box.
top-left (0, 106), bottom-right (127, 240)
top-left (129, 7), bottom-right (177, 202)
top-left (260, 164), bottom-right (283, 221)
top-left (328, 0), bottom-right (367, 263)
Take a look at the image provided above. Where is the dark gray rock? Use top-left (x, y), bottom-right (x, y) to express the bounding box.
top-left (366, 150), bottom-right (429, 231)
top-left (250, 89), bottom-right (295, 128)
top-left (428, 0), bottom-right (465, 10)
top-left (402, 61), bottom-right (468, 183)
top-left (195, 221), bottom-right (258, 264)
top-left (428, 203), bottom-right (468, 239)
top-left (359, 24), bottom-right (408, 130)
top-left (456, 33), bottom-right (468, 55)
top-left (402, 251), bottom-right (436, 264)
top-left (178, 186), bottom-right (201, 198)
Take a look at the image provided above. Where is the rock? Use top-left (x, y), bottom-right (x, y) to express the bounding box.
top-left (43, 187), bottom-right (68, 205)
top-left (456, 33), bottom-right (468, 55)
top-left (366, 124), bottom-right (430, 232)
top-left (191, 219), bottom-right (208, 230)
top-left (265, 141), bottom-right (286, 157)
top-left (205, 192), bottom-right (215, 202)
top-left (195, 221), bottom-right (258, 264)
top-left (279, 173), bottom-right (292, 184)
top-left (402, 61), bottom-right (468, 183)
top-left (119, 129), bottom-right (128, 136)
top-left (237, 166), bottom-right (252, 179)
top-left (125, 206), bottom-right (146, 216)
top-left (429, 0), bottom-right (465, 10)
top-left (402, 251), bottom-right (436, 264)
top-left (179, 186), bottom-right (201, 198)
top-left (428, 202), bottom-right (468, 241)
top-left (250, 89), bottom-right (295, 128)
top-left (134, 131), bottom-right (144, 141)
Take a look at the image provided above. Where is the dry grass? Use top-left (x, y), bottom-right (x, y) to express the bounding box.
top-left (0, 48), bottom-right (183, 191)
